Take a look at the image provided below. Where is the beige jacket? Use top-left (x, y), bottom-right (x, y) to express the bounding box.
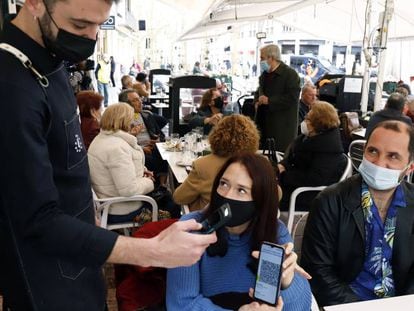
top-left (173, 154), bottom-right (229, 212)
top-left (88, 130), bottom-right (154, 215)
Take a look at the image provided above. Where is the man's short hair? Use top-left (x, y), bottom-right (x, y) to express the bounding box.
top-left (121, 75), bottom-right (132, 89)
top-left (398, 83), bottom-right (412, 95)
top-left (260, 44), bottom-right (281, 61)
top-left (396, 87), bottom-right (409, 98)
top-left (44, 0), bottom-right (120, 7)
top-left (385, 92), bottom-right (406, 112)
top-left (406, 95), bottom-right (414, 109)
top-left (367, 120), bottom-right (414, 161)
top-left (301, 83), bottom-right (316, 94)
top-left (118, 89), bottom-right (137, 104)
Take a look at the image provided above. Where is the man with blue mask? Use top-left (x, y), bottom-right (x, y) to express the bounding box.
top-left (302, 120), bottom-right (414, 307)
top-left (254, 44), bottom-right (300, 152)
top-left (0, 1), bottom-right (217, 310)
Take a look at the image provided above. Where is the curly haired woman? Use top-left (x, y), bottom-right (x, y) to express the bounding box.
top-left (173, 114), bottom-right (260, 211)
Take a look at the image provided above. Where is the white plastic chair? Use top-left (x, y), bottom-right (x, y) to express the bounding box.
top-left (286, 154), bottom-right (352, 233)
top-left (292, 212), bottom-right (309, 263)
top-left (276, 151), bottom-right (284, 163)
top-left (92, 188), bottom-right (158, 233)
top-left (311, 293), bottom-right (320, 311)
top-left (348, 139), bottom-right (366, 172)
top-left (181, 204), bottom-right (190, 215)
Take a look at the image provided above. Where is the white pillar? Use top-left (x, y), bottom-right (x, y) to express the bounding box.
top-left (360, 0), bottom-right (372, 114)
top-left (374, 0), bottom-right (394, 112)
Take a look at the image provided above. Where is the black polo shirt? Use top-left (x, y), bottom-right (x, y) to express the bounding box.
top-left (0, 21), bottom-right (117, 310)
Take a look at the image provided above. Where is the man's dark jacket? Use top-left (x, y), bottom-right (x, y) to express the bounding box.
top-left (141, 110), bottom-right (165, 141)
top-left (255, 62), bottom-right (300, 152)
top-left (298, 100), bottom-right (310, 124)
top-left (301, 174), bottom-right (414, 307)
top-left (0, 22), bottom-right (117, 310)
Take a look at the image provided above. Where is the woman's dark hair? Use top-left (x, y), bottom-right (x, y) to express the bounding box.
top-left (203, 153), bottom-right (279, 254)
top-left (136, 72), bottom-right (147, 82)
top-left (76, 91), bottom-right (103, 118)
top-left (199, 88), bottom-right (216, 110)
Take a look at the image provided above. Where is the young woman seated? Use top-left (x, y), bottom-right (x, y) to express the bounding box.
top-left (173, 115), bottom-right (260, 212)
top-left (167, 153), bottom-right (312, 311)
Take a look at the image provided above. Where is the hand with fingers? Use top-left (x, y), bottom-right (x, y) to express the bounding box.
top-left (251, 242), bottom-right (311, 290)
top-left (151, 219), bottom-right (217, 268)
top-left (239, 290), bottom-right (283, 311)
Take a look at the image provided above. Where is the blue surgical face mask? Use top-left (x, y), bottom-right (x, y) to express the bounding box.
top-left (260, 60), bottom-right (270, 73)
top-left (358, 157), bottom-right (410, 190)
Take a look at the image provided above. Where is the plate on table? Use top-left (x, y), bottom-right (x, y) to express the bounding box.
top-left (164, 143), bottom-right (182, 151)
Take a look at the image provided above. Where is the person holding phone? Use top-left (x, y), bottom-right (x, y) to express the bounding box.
top-left (167, 153), bottom-right (312, 310)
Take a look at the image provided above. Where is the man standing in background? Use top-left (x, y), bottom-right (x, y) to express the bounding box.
top-left (255, 44), bottom-right (300, 152)
top-left (95, 53), bottom-right (111, 107)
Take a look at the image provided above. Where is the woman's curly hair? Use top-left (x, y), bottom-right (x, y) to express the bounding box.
top-left (209, 114), bottom-right (260, 157)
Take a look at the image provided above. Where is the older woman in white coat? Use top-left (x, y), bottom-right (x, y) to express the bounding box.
top-left (88, 103), bottom-right (155, 223)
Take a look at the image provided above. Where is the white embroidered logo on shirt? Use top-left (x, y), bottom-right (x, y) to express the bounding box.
top-left (74, 134), bottom-right (83, 153)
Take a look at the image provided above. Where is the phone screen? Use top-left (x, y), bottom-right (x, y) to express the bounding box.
top-left (254, 242), bottom-right (284, 305)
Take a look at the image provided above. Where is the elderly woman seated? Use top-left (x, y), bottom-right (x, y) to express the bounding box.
top-left (278, 101), bottom-right (345, 211)
top-left (88, 103), bottom-right (179, 223)
top-left (76, 90), bottom-right (103, 150)
top-left (188, 88), bottom-right (231, 135)
top-left (173, 114), bottom-right (260, 212)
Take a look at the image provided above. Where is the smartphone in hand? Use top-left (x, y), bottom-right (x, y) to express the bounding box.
top-left (253, 242), bottom-right (285, 306)
top-left (198, 203), bottom-right (232, 234)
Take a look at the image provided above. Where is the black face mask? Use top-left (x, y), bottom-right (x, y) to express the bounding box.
top-left (40, 3), bottom-right (97, 63)
top-left (213, 97), bottom-right (224, 109)
top-left (213, 192), bottom-right (255, 227)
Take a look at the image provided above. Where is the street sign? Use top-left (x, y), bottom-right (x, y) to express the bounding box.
top-left (256, 32), bottom-right (267, 39)
top-left (100, 15), bottom-right (115, 30)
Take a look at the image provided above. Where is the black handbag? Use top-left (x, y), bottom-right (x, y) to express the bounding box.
top-left (147, 186), bottom-right (170, 207)
top-left (262, 138), bottom-right (280, 179)
top-left (262, 138), bottom-right (278, 163)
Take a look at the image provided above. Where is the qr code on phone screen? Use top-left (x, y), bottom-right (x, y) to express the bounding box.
top-left (259, 260), bottom-right (280, 286)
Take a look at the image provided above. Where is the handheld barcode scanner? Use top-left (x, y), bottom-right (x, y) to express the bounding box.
top-left (199, 203), bottom-right (232, 234)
